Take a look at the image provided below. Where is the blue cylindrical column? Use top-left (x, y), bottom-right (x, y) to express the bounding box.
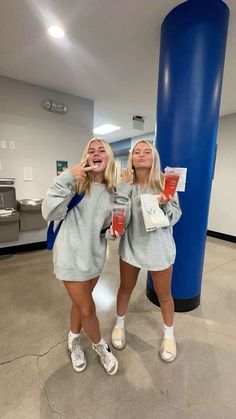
top-left (146, 0), bottom-right (229, 311)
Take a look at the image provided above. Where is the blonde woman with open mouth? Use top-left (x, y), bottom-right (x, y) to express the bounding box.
top-left (42, 138), bottom-right (119, 376)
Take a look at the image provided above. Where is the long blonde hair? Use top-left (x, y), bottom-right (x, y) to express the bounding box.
top-left (127, 140), bottom-right (164, 193)
top-left (76, 138), bottom-right (116, 194)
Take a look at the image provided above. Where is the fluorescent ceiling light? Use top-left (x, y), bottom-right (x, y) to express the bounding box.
top-left (48, 25), bottom-right (65, 39)
top-left (93, 124), bottom-right (121, 135)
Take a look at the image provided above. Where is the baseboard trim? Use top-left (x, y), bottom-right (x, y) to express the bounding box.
top-left (0, 242), bottom-right (47, 255)
top-left (207, 230), bottom-right (236, 243)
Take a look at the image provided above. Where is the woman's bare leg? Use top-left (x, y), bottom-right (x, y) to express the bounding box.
top-left (150, 266), bottom-right (177, 361)
top-left (64, 277), bottom-right (101, 343)
top-left (116, 258), bottom-right (140, 316)
top-left (69, 278), bottom-right (98, 334)
top-left (150, 266), bottom-right (174, 326)
top-left (112, 259), bottom-right (140, 349)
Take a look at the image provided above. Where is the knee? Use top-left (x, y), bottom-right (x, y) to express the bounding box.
top-left (79, 305), bottom-right (96, 322)
top-left (158, 292), bottom-right (172, 305)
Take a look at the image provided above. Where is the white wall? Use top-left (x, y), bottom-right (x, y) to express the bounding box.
top-left (208, 113), bottom-right (236, 236)
top-left (0, 76), bottom-right (93, 199)
top-left (0, 76), bottom-right (93, 247)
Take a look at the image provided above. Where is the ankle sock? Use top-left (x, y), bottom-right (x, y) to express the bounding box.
top-left (163, 324), bottom-right (174, 341)
top-left (93, 337), bottom-right (106, 347)
top-left (68, 330), bottom-right (80, 348)
top-left (115, 314), bottom-right (126, 328)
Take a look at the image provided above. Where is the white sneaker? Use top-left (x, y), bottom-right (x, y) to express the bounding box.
top-left (92, 342), bottom-right (118, 375)
top-left (68, 337), bottom-right (87, 372)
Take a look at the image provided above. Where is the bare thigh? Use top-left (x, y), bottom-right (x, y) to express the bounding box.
top-left (150, 266), bottom-right (173, 299)
top-left (64, 277), bottom-right (99, 313)
top-left (120, 258), bottom-right (140, 292)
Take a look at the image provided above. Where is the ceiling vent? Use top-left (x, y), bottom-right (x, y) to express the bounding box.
top-left (132, 115), bottom-right (144, 130)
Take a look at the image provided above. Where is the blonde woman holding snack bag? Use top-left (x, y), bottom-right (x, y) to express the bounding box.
top-left (42, 138), bottom-right (119, 375)
top-left (111, 140), bottom-right (182, 362)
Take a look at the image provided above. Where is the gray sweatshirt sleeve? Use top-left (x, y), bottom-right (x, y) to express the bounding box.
top-left (42, 171), bottom-right (77, 222)
top-left (115, 183), bottom-right (132, 227)
top-left (160, 193), bottom-right (182, 226)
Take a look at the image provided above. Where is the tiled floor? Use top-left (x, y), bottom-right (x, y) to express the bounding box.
top-left (0, 237), bottom-right (235, 419)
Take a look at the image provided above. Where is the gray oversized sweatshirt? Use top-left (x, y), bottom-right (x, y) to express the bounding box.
top-left (117, 183), bottom-right (182, 271)
top-left (42, 171), bottom-right (113, 281)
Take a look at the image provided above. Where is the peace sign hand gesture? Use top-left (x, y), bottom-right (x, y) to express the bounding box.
top-left (70, 155), bottom-right (97, 181)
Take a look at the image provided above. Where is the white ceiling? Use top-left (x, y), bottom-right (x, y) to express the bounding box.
top-left (0, 0), bottom-right (235, 142)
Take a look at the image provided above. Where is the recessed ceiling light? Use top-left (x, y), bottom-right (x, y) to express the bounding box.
top-left (48, 25), bottom-right (65, 39)
top-left (93, 124), bottom-right (121, 135)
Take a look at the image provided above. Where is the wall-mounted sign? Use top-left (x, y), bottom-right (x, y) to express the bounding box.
top-left (24, 166), bottom-right (33, 181)
top-left (56, 160), bottom-right (68, 175)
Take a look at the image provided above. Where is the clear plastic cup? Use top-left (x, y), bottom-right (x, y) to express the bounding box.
top-left (112, 204), bottom-right (126, 235)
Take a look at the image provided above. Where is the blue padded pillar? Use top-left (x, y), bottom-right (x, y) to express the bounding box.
top-left (146, 0), bottom-right (229, 311)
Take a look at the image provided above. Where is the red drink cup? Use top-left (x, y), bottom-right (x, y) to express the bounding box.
top-left (112, 205), bottom-right (126, 235)
top-left (163, 173), bottom-right (180, 197)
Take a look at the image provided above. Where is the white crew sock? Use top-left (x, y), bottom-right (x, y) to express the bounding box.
top-left (93, 337), bottom-right (106, 347)
top-left (68, 330), bottom-right (80, 349)
top-left (115, 314), bottom-right (126, 328)
top-left (163, 324), bottom-right (174, 341)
